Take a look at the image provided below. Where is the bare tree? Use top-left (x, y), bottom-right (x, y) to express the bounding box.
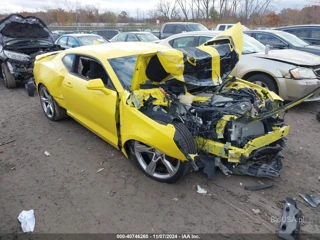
top-left (201, 0), bottom-right (214, 19)
top-left (176, 0), bottom-right (190, 20)
top-left (157, 0), bottom-right (180, 19)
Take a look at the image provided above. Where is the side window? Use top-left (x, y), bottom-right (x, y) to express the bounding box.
top-left (67, 37), bottom-right (79, 47)
top-left (198, 36), bottom-right (212, 45)
top-left (163, 24), bottom-right (174, 34)
top-left (218, 25), bottom-right (225, 31)
top-left (62, 54), bottom-right (75, 71)
top-left (172, 36), bottom-right (196, 48)
top-left (311, 28), bottom-right (320, 38)
top-left (117, 33), bottom-right (126, 41)
top-left (295, 28), bottom-right (310, 38)
top-left (227, 25), bottom-right (233, 29)
top-left (127, 34), bottom-right (139, 41)
top-left (74, 56), bottom-right (114, 89)
top-left (175, 25), bottom-right (186, 34)
top-left (58, 36), bottom-right (68, 45)
top-left (255, 33), bottom-right (284, 46)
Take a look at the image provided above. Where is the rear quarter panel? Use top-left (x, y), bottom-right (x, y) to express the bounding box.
top-left (34, 53), bottom-right (68, 108)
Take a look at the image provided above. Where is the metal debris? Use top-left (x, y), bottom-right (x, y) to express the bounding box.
top-left (245, 183), bottom-right (274, 191)
top-left (172, 198), bottom-right (179, 201)
top-left (299, 194), bottom-right (320, 208)
top-left (277, 197), bottom-right (302, 240)
top-left (44, 151), bottom-right (50, 156)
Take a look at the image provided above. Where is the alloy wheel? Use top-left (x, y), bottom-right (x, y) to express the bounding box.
top-left (133, 141), bottom-right (180, 180)
top-left (39, 87), bottom-right (55, 118)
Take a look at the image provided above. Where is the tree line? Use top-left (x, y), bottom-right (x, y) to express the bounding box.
top-left (0, 0), bottom-right (319, 28)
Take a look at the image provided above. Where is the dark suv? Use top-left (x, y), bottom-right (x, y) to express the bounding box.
top-left (246, 30), bottom-right (320, 56)
top-left (0, 14), bottom-right (60, 89)
top-left (276, 25), bottom-right (320, 45)
top-left (91, 29), bottom-right (120, 40)
top-left (159, 22), bottom-right (208, 39)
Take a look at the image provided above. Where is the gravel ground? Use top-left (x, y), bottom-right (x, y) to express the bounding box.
top-left (0, 84), bottom-right (319, 237)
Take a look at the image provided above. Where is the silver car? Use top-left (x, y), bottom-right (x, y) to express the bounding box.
top-left (159, 31), bottom-right (320, 101)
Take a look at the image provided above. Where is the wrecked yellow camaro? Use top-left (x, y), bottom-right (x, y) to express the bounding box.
top-left (33, 24), bottom-right (314, 183)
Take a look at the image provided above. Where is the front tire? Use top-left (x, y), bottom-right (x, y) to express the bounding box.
top-left (130, 122), bottom-right (196, 183)
top-left (1, 63), bottom-right (16, 88)
top-left (39, 85), bottom-right (67, 121)
top-left (317, 112), bottom-right (320, 121)
top-left (247, 74), bottom-right (277, 93)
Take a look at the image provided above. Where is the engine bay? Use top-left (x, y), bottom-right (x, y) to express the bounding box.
top-left (127, 77), bottom-right (288, 179)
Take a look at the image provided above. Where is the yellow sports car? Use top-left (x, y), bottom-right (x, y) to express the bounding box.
top-left (33, 24), bottom-right (314, 183)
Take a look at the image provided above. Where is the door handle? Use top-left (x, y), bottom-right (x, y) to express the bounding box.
top-left (64, 81), bottom-right (73, 88)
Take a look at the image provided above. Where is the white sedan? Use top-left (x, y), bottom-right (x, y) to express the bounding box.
top-left (159, 31), bottom-right (320, 101)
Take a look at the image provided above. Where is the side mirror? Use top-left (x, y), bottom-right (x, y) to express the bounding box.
top-left (86, 79), bottom-right (111, 95)
top-left (86, 78), bottom-right (105, 90)
top-left (71, 44), bottom-right (78, 48)
top-left (273, 43), bottom-right (288, 49)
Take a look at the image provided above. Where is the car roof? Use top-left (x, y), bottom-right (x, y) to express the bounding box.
top-left (163, 22), bottom-right (200, 25)
top-left (60, 33), bottom-right (102, 37)
top-left (161, 31), bottom-right (220, 41)
top-left (277, 25), bottom-right (320, 28)
top-left (121, 32), bottom-right (152, 34)
top-left (63, 42), bottom-right (170, 59)
top-left (93, 29), bottom-right (119, 31)
top-left (245, 30), bottom-right (284, 34)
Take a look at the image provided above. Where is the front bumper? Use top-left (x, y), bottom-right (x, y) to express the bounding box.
top-left (278, 77), bottom-right (320, 101)
top-left (196, 125), bottom-right (290, 163)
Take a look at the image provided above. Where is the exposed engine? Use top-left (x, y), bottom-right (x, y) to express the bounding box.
top-left (177, 87), bottom-right (281, 148)
top-left (129, 78), bottom-right (287, 179)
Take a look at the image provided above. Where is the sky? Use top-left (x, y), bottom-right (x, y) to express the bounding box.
top-left (0, 0), bottom-right (311, 16)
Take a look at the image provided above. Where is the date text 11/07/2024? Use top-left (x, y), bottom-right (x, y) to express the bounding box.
top-left (116, 234), bottom-right (201, 239)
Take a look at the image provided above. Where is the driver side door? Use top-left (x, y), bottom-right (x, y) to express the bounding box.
top-left (61, 54), bottom-right (119, 148)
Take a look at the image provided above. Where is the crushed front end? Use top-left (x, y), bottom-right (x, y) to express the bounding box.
top-left (126, 23), bottom-right (315, 179)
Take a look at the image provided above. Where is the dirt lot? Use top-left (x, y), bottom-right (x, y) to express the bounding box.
top-left (0, 83), bottom-right (320, 237)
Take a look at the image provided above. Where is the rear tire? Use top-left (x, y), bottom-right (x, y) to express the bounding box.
top-left (247, 74), bottom-right (277, 93)
top-left (317, 112), bottom-right (320, 122)
top-left (1, 63), bottom-right (16, 88)
top-left (39, 85), bottom-right (67, 121)
top-left (130, 121), bottom-right (196, 183)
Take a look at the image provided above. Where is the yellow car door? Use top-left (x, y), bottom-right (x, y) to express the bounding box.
top-left (61, 55), bottom-right (119, 149)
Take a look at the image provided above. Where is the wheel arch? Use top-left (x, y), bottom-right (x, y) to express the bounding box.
top-left (241, 71), bottom-right (279, 94)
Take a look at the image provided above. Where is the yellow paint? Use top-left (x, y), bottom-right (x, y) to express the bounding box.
top-left (127, 88), bottom-right (170, 109)
top-left (197, 45), bottom-right (222, 85)
top-left (197, 125), bottom-right (290, 163)
top-left (216, 115), bottom-right (238, 139)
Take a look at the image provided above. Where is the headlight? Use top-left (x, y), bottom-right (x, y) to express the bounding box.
top-left (3, 50), bottom-right (31, 62)
top-left (290, 67), bottom-right (316, 79)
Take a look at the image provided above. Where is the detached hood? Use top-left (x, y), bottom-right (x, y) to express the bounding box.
top-left (131, 23), bottom-right (243, 90)
top-left (251, 49), bottom-right (320, 66)
top-left (0, 14), bottom-right (54, 44)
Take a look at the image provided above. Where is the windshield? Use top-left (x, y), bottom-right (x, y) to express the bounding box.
top-left (243, 34), bottom-right (265, 54)
top-left (136, 33), bottom-right (159, 42)
top-left (78, 36), bottom-right (107, 45)
top-left (108, 55), bottom-right (137, 89)
top-left (275, 31), bottom-right (309, 47)
top-left (186, 24), bottom-right (208, 31)
top-left (5, 39), bottom-right (53, 48)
